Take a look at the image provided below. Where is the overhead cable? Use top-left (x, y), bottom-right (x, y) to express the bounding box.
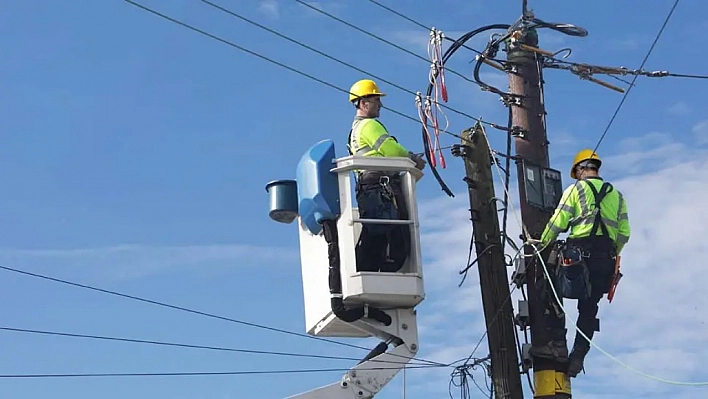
top-left (199, 0), bottom-right (494, 127)
top-left (0, 326), bottom-right (431, 366)
top-left (529, 242), bottom-right (708, 386)
top-left (294, 0), bottom-right (488, 84)
top-left (476, 117), bottom-right (708, 387)
top-left (363, 0), bottom-right (484, 56)
top-left (592, 0), bottom-right (680, 153)
top-left (0, 264), bottom-right (447, 368)
top-left (0, 364), bottom-right (445, 379)
top-left (417, 23), bottom-right (513, 198)
top-left (666, 72), bottom-right (708, 79)
top-left (121, 0), bottom-right (488, 142)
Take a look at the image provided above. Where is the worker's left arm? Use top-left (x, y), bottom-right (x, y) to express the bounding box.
top-left (615, 192), bottom-right (630, 255)
top-left (540, 184), bottom-right (578, 246)
top-left (360, 120), bottom-right (410, 157)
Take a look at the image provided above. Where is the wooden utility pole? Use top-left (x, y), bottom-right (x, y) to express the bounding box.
top-left (506, 23), bottom-right (571, 398)
top-left (456, 123), bottom-right (524, 399)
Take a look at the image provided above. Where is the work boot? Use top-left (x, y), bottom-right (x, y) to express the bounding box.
top-left (530, 340), bottom-right (569, 362)
top-left (566, 346), bottom-right (589, 377)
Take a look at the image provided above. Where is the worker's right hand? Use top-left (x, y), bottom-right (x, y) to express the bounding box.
top-left (412, 154), bottom-right (426, 170)
top-left (409, 152), bottom-right (426, 170)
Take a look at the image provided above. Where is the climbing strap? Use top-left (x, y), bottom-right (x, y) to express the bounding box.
top-left (583, 180), bottom-right (613, 237)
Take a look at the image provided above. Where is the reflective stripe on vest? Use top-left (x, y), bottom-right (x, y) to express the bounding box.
top-left (348, 118), bottom-right (391, 156)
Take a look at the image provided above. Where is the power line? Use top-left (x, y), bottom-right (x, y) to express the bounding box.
top-left (0, 326), bottom-right (431, 366)
top-left (0, 364), bottom-right (445, 379)
top-left (121, 0), bottom-right (480, 142)
top-left (667, 72), bottom-right (708, 79)
top-left (0, 264), bottom-right (447, 368)
top-left (363, 0), bottom-right (484, 56)
top-left (199, 0), bottom-right (489, 126)
top-left (294, 0), bottom-right (489, 84)
top-left (542, 56), bottom-right (707, 82)
top-left (592, 0), bottom-right (680, 153)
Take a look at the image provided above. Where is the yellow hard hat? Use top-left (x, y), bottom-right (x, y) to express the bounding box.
top-left (570, 149), bottom-right (602, 179)
top-left (349, 79), bottom-right (386, 102)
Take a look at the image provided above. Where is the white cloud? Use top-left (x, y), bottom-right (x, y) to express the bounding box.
top-left (601, 131), bottom-right (708, 178)
top-left (668, 101), bottom-right (691, 116)
top-left (692, 120), bottom-right (708, 144)
top-left (0, 243), bottom-right (297, 282)
top-left (406, 126), bottom-right (708, 398)
top-left (258, 0), bottom-right (279, 19)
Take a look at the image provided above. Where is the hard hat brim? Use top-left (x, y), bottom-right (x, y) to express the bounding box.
top-left (349, 92), bottom-right (387, 102)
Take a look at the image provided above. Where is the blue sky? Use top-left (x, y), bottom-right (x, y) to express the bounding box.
top-left (1, 0), bottom-right (707, 398)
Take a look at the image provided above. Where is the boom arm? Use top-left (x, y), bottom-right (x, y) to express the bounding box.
top-left (286, 309), bottom-right (419, 399)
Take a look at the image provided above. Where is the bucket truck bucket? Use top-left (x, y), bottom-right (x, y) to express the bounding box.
top-left (289, 139), bottom-right (426, 338)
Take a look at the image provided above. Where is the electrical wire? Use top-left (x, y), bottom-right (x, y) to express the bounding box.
top-left (528, 243), bottom-right (708, 386)
top-left (454, 283), bottom-right (520, 367)
top-left (592, 0), bottom-right (680, 154)
top-left (363, 0), bottom-right (484, 56)
top-left (449, 355), bottom-right (492, 399)
top-left (199, 0), bottom-right (492, 129)
top-left (543, 55), bottom-right (708, 82)
top-left (417, 24), bottom-right (513, 198)
top-left (121, 0), bottom-right (464, 141)
top-left (450, 283), bottom-right (519, 398)
top-left (0, 326), bottom-right (432, 366)
top-left (293, 0), bottom-right (509, 135)
top-left (0, 364), bottom-right (446, 379)
top-left (294, 0), bottom-right (489, 86)
top-left (0, 265), bottom-right (447, 368)
top-left (667, 72), bottom-right (708, 79)
top-left (475, 110), bottom-right (708, 387)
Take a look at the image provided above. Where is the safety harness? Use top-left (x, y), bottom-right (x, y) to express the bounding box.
top-left (346, 123), bottom-right (408, 272)
top-left (584, 180), bottom-right (613, 239)
top-left (555, 179), bottom-right (616, 301)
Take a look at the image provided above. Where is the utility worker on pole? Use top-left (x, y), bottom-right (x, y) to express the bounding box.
top-left (347, 79), bottom-right (426, 273)
top-left (536, 149), bottom-right (630, 377)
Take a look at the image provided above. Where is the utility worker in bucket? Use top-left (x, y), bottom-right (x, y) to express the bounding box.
top-left (536, 149), bottom-right (630, 377)
top-left (347, 79), bottom-right (426, 273)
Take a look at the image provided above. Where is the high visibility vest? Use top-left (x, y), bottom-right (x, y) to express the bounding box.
top-left (347, 117), bottom-right (409, 158)
top-left (541, 177), bottom-right (630, 254)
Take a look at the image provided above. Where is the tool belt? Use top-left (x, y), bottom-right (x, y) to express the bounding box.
top-left (553, 236), bottom-right (617, 301)
top-left (355, 171), bottom-right (401, 236)
top-left (555, 243), bottom-right (592, 300)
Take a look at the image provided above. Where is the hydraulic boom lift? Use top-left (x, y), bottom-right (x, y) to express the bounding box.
top-left (266, 140), bottom-right (427, 398)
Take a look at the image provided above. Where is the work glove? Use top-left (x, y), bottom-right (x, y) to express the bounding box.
top-left (408, 152), bottom-right (427, 170)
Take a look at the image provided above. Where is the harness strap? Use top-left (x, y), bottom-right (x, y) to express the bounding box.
top-left (584, 180), bottom-right (613, 237)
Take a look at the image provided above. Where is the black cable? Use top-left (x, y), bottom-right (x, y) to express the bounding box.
top-left (420, 24), bottom-right (513, 198)
top-left (0, 265), bottom-right (447, 368)
top-left (529, 18), bottom-right (588, 37)
top-left (592, 0), bottom-right (680, 154)
top-left (460, 284), bottom-right (518, 367)
top-left (458, 244), bottom-right (499, 288)
top-left (500, 106), bottom-right (513, 255)
top-left (294, 0), bottom-right (489, 87)
top-left (667, 72), bottom-right (708, 79)
top-left (0, 326), bottom-right (431, 366)
top-left (120, 0), bottom-right (464, 141)
top-left (461, 224), bottom-right (476, 288)
top-left (0, 364), bottom-right (445, 379)
top-left (363, 0), bottom-right (484, 56)
top-left (199, 0), bottom-right (492, 128)
top-left (449, 356), bottom-right (492, 399)
top-left (472, 33), bottom-right (516, 97)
